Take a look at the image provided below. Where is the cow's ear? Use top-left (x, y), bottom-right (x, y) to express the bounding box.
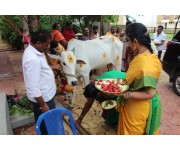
top-left (71, 47), bottom-right (75, 54)
top-left (77, 59), bottom-right (86, 64)
top-left (48, 53), bottom-right (61, 61)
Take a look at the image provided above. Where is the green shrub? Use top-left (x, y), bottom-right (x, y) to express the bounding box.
top-left (9, 96), bottom-right (33, 116)
top-left (0, 16), bottom-right (24, 49)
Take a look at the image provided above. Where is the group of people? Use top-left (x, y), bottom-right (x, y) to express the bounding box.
top-left (22, 20), bottom-right (165, 135)
top-left (76, 23), bottom-right (163, 135)
top-left (82, 25), bottom-right (99, 40)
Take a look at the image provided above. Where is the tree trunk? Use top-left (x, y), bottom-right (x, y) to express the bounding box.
top-left (116, 15), bottom-right (119, 27)
top-left (28, 15), bottom-right (40, 33)
top-left (22, 15), bottom-right (29, 49)
top-left (100, 15), bottom-right (103, 36)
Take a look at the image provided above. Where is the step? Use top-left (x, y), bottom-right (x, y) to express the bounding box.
top-left (10, 112), bottom-right (35, 129)
top-left (0, 92), bottom-right (13, 134)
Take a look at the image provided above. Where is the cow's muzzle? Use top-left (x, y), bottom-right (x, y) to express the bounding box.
top-left (71, 81), bottom-right (78, 86)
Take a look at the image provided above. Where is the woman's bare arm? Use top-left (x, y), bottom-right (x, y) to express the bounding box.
top-left (119, 87), bottom-right (156, 100)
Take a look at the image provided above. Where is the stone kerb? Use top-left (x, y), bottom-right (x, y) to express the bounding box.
top-left (0, 92), bottom-right (13, 135)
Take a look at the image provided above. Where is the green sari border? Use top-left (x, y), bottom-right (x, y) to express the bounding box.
top-left (146, 93), bottom-right (161, 135)
top-left (129, 76), bottom-right (158, 91)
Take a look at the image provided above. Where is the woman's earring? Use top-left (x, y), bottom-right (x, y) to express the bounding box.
top-left (133, 44), bottom-right (137, 50)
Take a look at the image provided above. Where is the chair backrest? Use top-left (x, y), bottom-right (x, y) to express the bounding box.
top-left (36, 107), bottom-right (77, 135)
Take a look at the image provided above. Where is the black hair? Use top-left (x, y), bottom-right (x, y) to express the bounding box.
top-left (125, 23), bottom-right (153, 53)
top-left (66, 21), bottom-right (72, 26)
top-left (52, 23), bottom-right (59, 30)
top-left (83, 27), bottom-right (89, 30)
top-left (93, 25), bottom-right (99, 30)
top-left (50, 40), bottom-right (58, 48)
top-left (158, 25), bottom-right (163, 30)
top-left (83, 27), bottom-right (89, 33)
top-left (31, 29), bottom-right (51, 44)
top-left (111, 26), bottom-right (116, 29)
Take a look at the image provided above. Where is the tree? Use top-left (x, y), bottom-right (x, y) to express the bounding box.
top-left (22, 15), bottom-right (29, 49)
top-left (0, 15), bottom-right (24, 49)
top-left (0, 15), bottom-right (119, 49)
top-left (66, 15), bottom-right (118, 34)
top-left (28, 15), bottom-right (40, 33)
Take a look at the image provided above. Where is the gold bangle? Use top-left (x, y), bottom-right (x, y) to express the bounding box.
top-left (123, 91), bottom-right (132, 99)
top-left (130, 92), bottom-right (133, 99)
top-left (127, 92), bottom-right (131, 99)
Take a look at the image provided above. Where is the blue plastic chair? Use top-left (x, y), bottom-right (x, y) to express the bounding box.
top-left (36, 107), bottom-right (77, 135)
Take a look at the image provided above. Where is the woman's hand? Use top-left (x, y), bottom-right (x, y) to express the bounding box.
top-left (111, 91), bottom-right (132, 99)
top-left (111, 92), bottom-right (124, 97)
top-left (121, 91), bottom-right (132, 99)
top-left (117, 88), bottom-right (156, 100)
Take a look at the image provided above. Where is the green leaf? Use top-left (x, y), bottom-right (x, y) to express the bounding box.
top-left (105, 101), bottom-right (110, 107)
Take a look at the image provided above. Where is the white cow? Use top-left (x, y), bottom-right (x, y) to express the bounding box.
top-left (48, 35), bottom-right (123, 107)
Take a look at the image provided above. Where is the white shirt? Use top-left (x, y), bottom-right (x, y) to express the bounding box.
top-left (22, 45), bottom-right (56, 103)
top-left (91, 33), bottom-right (100, 39)
top-left (152, 32), bottom-right (166, 51)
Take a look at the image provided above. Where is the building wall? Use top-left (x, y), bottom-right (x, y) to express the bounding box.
top-left (118, 15), bottom-right (180, 29)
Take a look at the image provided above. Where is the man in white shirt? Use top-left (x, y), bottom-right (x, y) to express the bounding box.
top-left (22, 29), bottom-right (56, 134)
top-left (91, 25), bottom-right (99, 39)
top-left (152, 25), bottom-right (166, 60)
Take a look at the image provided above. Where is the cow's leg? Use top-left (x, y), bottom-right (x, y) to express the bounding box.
top-left (68, 71), bottom-right (90, 108)
top-left (114, 59), bottom-right (122, 72)
top-left (69, 86), bottom-right (76, 108)
top-left (83, 74), bottom-right (90, 88)
top-left (69, 73), bottom-right (89, 108)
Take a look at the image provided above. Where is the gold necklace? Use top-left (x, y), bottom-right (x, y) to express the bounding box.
top-left (134, 49), bottom-right (148, 56)
top-left (138, 49), bottom-right (148, 54)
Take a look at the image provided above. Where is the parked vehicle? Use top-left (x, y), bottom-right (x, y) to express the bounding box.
top-left (162, 30), bottom-right (180, 96)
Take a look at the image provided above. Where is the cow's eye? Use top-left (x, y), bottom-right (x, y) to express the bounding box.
top-left (63, 62), bottom-right (66, 66)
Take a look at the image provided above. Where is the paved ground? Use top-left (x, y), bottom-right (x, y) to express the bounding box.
top-left (0, 49), bottom-right (180, 135)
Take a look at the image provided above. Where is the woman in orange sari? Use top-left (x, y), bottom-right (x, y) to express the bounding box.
top-left (116, 23), bottom-right (162, 135)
